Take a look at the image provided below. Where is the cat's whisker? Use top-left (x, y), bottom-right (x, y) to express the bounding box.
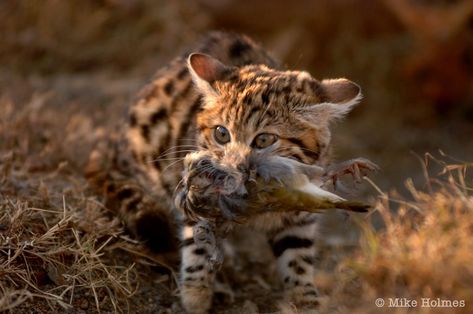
top-left (151, 149), bottom-right (197, 160)
top-left (147, 152), bottom-right (191, 163)
top-left (149, 157), bottom-right (185, 162)
top-left (173, 177), bottom-right (186, 194)
top-left (176, 138), bottom-right (199, 143)
top-left (155, 145), bottom-right (199, 157)
top-left (158, 143), bottom-right (198, 152)
top-left (160, 158), bottom-right (187, 174)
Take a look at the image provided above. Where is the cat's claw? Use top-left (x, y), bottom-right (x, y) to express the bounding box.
top-left (209, 248), bottom-right (224, 271)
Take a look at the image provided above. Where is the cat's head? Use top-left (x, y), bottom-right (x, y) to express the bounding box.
top-left (187, 52), bottom-right (361, 181)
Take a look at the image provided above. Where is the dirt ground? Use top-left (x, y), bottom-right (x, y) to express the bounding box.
top-left (1, 1), bottom-right (473, 313)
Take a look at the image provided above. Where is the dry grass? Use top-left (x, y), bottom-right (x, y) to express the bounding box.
top-left (0, 91), bottom-right (176, 313)
top-left (315, 156), bottom-right (473, 313)
top-left (0, 198), bottom-right (135, 312)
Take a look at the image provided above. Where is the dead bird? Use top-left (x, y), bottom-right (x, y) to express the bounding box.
top-left (174, 151), bottom-right (378, 270)
top-left (175, 151), bottom-right (378, 223)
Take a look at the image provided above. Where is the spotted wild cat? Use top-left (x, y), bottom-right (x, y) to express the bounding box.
top-left (86, 31), bottom-right (364, 313)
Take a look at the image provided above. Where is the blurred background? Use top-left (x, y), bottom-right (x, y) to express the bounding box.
top-left (1, 1), bottom-right (472, 312)
top-left (1, 0), bottom-right (472, 192)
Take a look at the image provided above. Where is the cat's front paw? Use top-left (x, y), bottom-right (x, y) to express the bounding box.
top-left (284, 282), bottom-right (320, 308)
top-left (180, 284), bottom-right (213, 314)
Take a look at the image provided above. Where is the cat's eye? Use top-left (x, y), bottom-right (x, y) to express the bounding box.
top-left (214, 126), bottom-right (231, 145)
top-left (253, 133), bottom-right (278, 149)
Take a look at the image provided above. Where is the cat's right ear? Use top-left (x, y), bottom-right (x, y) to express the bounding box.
top-left (187, 53), bottom-right (234, 96)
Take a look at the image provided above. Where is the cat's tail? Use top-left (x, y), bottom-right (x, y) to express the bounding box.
top-left (84, 132), bottom-right (178, 256)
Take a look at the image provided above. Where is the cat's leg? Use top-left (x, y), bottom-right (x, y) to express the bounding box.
top-left (180, 222), bottom-right (216, 314)
top-left (269, 214), bottom-right (320, 306)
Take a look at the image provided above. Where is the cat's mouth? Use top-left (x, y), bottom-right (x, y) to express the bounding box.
top-left (174, 152), bottom-right (253, 221)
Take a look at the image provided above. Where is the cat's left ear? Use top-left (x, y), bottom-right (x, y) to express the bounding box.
top-left (297, 78), bottom-right (362, 125)
top-left (187, 53), bottom-right (235, 96)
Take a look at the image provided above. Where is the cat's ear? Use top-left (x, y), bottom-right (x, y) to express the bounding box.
top-left (322, 78), bottom-right (361, 106)
top-left (296, 78), bottom-right (362, 125)
top-left (187, 53), bottom-right (234, 95)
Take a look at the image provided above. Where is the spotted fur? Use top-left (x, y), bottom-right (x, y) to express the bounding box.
top-left (86, 31), bottom-right (362, 313)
